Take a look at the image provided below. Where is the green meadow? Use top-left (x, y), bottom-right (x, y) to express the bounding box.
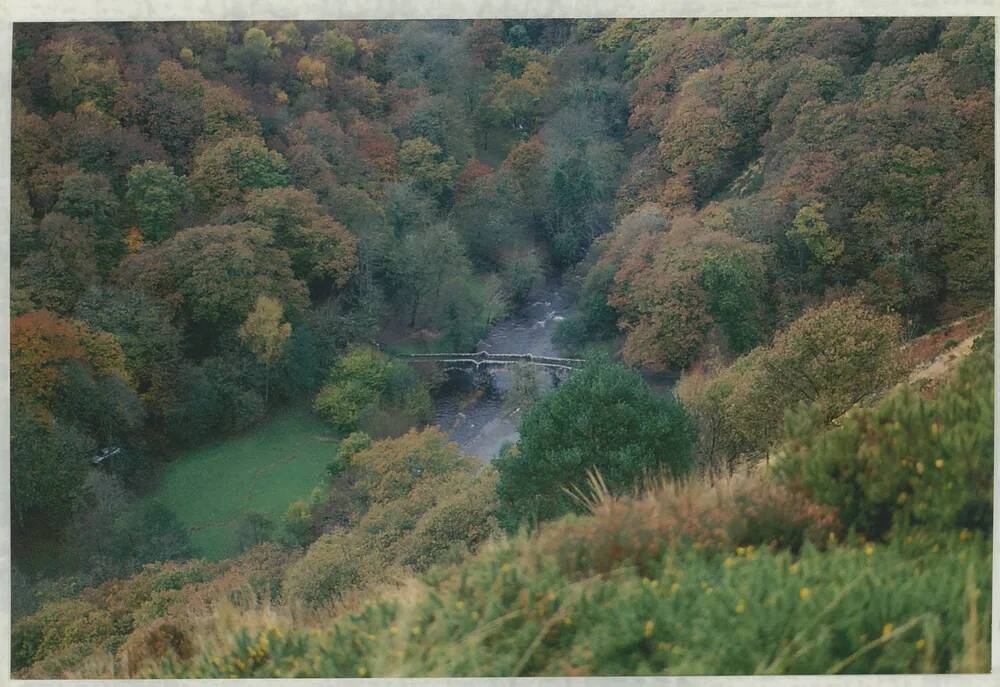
top-left (142, 406), bottom-right (338, 559)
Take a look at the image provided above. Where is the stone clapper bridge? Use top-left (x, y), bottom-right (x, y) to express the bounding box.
top-left (395, 350), bottom-right (586, 384)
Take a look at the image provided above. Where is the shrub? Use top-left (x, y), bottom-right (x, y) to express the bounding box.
top-left (338, 431), bottom-right (372, 461)
top-left (352, 427), bottom-right (474, 504)
top-left (679, 296), bottom-right (904, 473)
top-left (313, 347), bottom-right (431, 434)
top-left (118, 618), bottom-right (194, 677)
top-left (395, 470), bottom-right (499, 571)
top-left (280, 500), bottom-right (314, 548)
top-left (775, 347), bottom-right (994, 540)
top-left (283, 432), bottom-right (497, 606)
top-left (495, 358), bottom-right (693, 530)
top-left (281, 531), bottom-right (390, 607)
top-left (538, 472), bottom-right (839, 579)
top-left (160, 536), bottom-right (990, 677)
top-left (12, 558), bottom-right (221, 674)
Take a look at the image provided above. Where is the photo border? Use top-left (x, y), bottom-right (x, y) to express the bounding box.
top-left (0, 2), bottom-right (996, 685)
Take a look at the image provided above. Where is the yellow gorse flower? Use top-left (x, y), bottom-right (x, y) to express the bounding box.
top-left (799, 587), bottom-right (811, 600)
top-left (644, 620), bottom-right (655, 638)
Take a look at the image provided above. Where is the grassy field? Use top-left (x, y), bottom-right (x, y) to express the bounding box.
top-left (141, 406), bottom-right (338, 560)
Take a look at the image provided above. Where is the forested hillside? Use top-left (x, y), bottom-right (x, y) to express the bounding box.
top-left (10, 18), bottom-right (994, 678)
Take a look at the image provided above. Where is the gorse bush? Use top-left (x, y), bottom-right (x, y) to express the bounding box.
top-left (155, 536), bottom-right (990, 678)
top-left (775, 347), bottom-right (994, 540)
top-left (495, 358), bottom-right (693, 530)
top-left (13, 558), bottom-right (220, 673)
top-left (13, 544), bottom-right (294, 678)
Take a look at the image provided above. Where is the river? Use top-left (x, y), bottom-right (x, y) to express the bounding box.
top-left (431, 283), bottom-right (572, 460)
top-left (430, 281), bottom-right (680, 460)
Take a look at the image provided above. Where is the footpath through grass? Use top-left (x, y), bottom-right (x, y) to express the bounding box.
top-left (143, 406), bottom-right (338, 560)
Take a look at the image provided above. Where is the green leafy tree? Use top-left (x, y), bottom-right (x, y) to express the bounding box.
top-left (125, 162), bottom-right (191, 242)
top-left (54, 172), bottom-right (120, 270)
top-left (495, 358), bottom-right (693, 530)
top-left (41, 38), bottom-right (123, 113)
top-left (698, 251), bottom-right (767, 354)
top-left (11, 403), bottom-right (95, 531)
top-left (235, 512), bottom-right (275, 552)
top-left (281, 500), bottom-right (315, 548)
top-left (679, 296), bottom-right (905, 474)
top-left (115, 225), bottom-right (307, 351)
top-left (311, 29), bottom-right (356, 66)
top-left (483, 60), bottom-right (549, 133)
top-left (13, 213), bottom-right (99, 314)
top-left (225, 27), bottom-right (279, 83)
top-left (189, 136), bottom-right (290, 210)
top-left (396, 224), bottom-right (475, 329)
top-left (313, 347), bottom-right (431, 434)
top-left (786, 202), bottom-right (844, 289)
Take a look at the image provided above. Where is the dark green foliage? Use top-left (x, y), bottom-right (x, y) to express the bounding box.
top-left (235, 512), bottom-right (276, 553)
top-left (11, 404), bottom-right (95, 531)
top-left (495, 358), bottom-right (693, 529)
top-left (553, 262), bottom-right (619, 350)
top-left (125, 162), bottom-right (191, 242)
top-left (776, 347), bottom-right (994, 540)
top-left (542, 140), bottom-right (624, 266)
top-left (698, 251), bottom-right (767, 354)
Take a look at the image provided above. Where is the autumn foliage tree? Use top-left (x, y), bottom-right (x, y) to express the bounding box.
top-left (115, 225), bottom-right (307, 350)
top-left (677, 297), bottom-right (905, 476)
top-left (238, 295), bottom-right (292, 401)
top-left (243, 187), bottom-right (358, 290)
top-left (604, 209), bottom-right (769, 370)
top-left (189, 136), bottom-right (290, 210)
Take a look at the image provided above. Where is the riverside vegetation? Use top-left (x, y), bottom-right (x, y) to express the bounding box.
top-left (10, 18), bottom-right (994, 677)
